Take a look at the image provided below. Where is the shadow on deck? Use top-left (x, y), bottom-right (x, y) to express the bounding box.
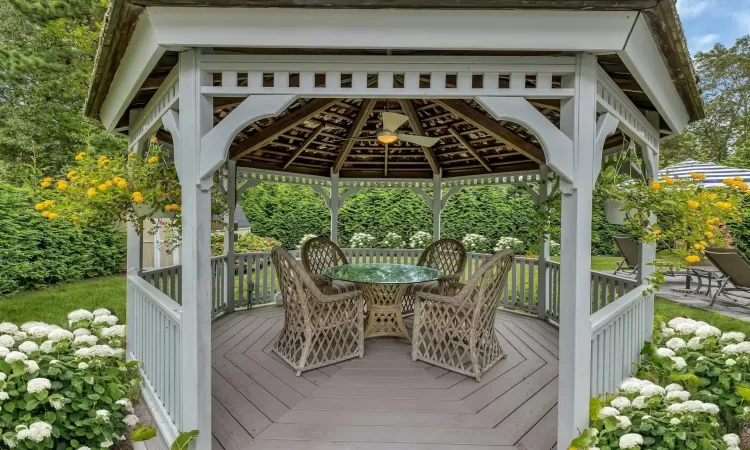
top-left (209, 306), bottom-right (559, 450)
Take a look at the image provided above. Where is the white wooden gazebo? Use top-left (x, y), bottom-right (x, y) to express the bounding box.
top-left (85, 1), bottom-right (702, 448)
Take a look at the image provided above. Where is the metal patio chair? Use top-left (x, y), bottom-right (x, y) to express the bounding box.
top-left (704, 248), bottom-right (750, 306)
top-left (301, 236), bottom-right (357, 295)
top-left (411, 250), bottom-right (514, 382)
top-left (403, 238), bottom-right (467, 315)
top-left (612, 234), bottom-right (639, 276)
top-left (271, 247), bottom-right (365, 375)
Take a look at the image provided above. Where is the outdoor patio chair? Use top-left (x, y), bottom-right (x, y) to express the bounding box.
top-left (613, 234), bottom-right (639, 276)
top-left (403, 238), bottom-right (468, 315)
top-left (301, 236), bottom-right (357, 295)
top-left (271, 246), bottom-right (365, 375)
top-left (704, 248), bottom-right (750, 306)
top-left (412, 250), bottom-right (514, 382)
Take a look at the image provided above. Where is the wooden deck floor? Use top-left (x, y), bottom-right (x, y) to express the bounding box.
top-left (209, 305), bottom-right (559, 450)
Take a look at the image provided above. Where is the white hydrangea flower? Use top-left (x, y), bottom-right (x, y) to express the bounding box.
top-left (0, 391), bottom-right (9, 401)
top-left (670, 417), bottom-right (681, 425)
top-left (27, 325), bottom-right (49, 339)
top-left (726, 359), bottom-right (737, 366)
top-left (26, 378), bottom-right (51, 394)
top-left (665, 383), bottom-right (684, 392)
top-left (78, 362), bottom-right (89, 370)
top-left (92, 315), bottom-right (118, 326)
top-left (0, 346), bottom-right (9, 358)
top-left (50, 359), bottom-right (61, 365)
top-left (656, 347), bottom-right (675, 358)
top-left (687, 336), bottom-right (702, 350)
top-left (92, 308), bottom-right (111, 317)
top-left (100, 325), bottom-right (126, 338)
top-left (641, 384), bottom-right (666, 398)
top-left (720, 332), bottom-right (746, 343)
top-left (668, 317), bottom-right (689, 328)
top-left (24, 360), bottom-right (39, 374)
top-left (619, 378), bottom-right (649, 394)
top-left (0, 323), bottom-right (18, 334)
top-left (96, 409), bottom-right (111, 421)
top-left (0, 372), bottom-right (6, 381)
top-left (88, 344), bottom-right (117, 358)
top-left (615, 415), bottom-right (631, 429)
top-left (619, 433), bottom-right (644, 449)
top-left (723, 434), bottom-right (741, 446)
top-left (2, 435), bottom-right (17, 448)
top-left (723, 341), bottom-right (750, 355)
top-left (696, 325), bottom-right (721, 339)
top-left (590, 428), bottom-right (598, 436)
top-left (78, 447), bottom-right (91, 450)
top-left (13, 331), bottom-right (26, 341)
top-left (671, 356), bottom-right (687, 370)
top-left (100, 439), bottom-right (113, 448)
top-left (123, 414), bottom-right (139, 427)
top-left (39, 340), bottom-right (54, 354)
top-left (667, 400), bottom-right (718, 414)
top-left (49, 398), bottom-right (65, 410)
top-left (18, 341), bottom-right (38, 354)
top-left (702, 402), bottom-right (720, 415)
top-left (662, 327), bottom-right (675, 338)
top-left (74, 348), bottom-right (91, 358)
top-left (0, 335), bottom-right (15, 348)
top-left (67, 309), bottom-right (94, 323)
top-left (665, 390), bottom-right (690, 402)
top-left (116, 398), bottom-right (134, 412)
top-left (73, 335), bottom-right (98, 347)
top-left (610, 397), bottom-right (631, 409)
top-left (698, 355), bottom-right (707, 361)
top-left (631, 396), bottom-right (647, 409)
top-left (642, 415), bottom-right (652, 420)
top-left (73, 328), bottom-right (92, 336)
top-left (598, 406), bottom-right (620, 418)
top-left (20, 321), bottom-right (45, 332)
top-left (4, 351), bottom-right (27, 363)
top-left (16, 421), bottom-right (52, 442)
top-left (666, 337), bottom-right (687, 351)
top-left (47, 329), bottom-right (73, 342)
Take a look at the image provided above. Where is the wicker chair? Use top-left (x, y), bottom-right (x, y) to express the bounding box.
top-left (271, 247), bottom-right (365, 375)
top-left (412, 250), bottom-right (514, 382)
top-left (402, 238), bottom-right (468, 315)
top-left (301, 236), bottom-right (358, 295)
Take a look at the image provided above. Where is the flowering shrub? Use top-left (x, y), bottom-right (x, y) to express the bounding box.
top-left (462, 233), bottom-right (491, 253)
top-left (493, 236), bottom-right (524, 254)
top-left (0, 309), bottom-right (142, 449)
top-left (349, 233), bottom-right (376, 248)
top-left (381, 232), bottom-right (405, 249)
top-left (550, 240), bottom-right (561, 256)
top-left (603, 171), bottom-right (745, 288)
top-left (297, 234), bottom-right (319, 249)
top-left (409, 231), bottom-right (432, 249)
top-left (211, 233), bottom-right (280, 255)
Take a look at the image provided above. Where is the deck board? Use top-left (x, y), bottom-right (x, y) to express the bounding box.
top-left (205, 306), bottom-right (559, 449)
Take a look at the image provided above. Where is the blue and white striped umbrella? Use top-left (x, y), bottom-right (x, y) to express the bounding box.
top-left (659, 159), bottom-right (750, 188)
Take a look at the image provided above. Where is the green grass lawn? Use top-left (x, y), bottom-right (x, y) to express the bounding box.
top-left (654, 297), bottom-right (750, 335)
top-left (0, 276), bottom-right (126, 326)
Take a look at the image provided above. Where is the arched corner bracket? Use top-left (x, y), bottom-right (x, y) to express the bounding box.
top-left (197, 94), bottom-right (298, 190)
top-left (161, 110), bottom-right (181, 181)
top-left (475, 96), bottom-right (574, 186)
top-left (441, 186), bottom-right (462, 211)
top-left (594, 113), bottom-right (619, 182)
top-left (311, 185), bottom-right (331, 208)
top-left (339, 187), bottom-right (362, 206)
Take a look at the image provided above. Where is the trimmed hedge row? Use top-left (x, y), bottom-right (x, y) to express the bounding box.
top-left (0, 183), bottom-right (125, 295)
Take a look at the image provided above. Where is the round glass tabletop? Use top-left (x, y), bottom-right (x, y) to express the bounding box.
top-left (321, 263), bottom-right (443, 285)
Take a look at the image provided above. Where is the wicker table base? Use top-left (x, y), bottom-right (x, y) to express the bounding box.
top-left (359, 283), bottom-right (411, 341)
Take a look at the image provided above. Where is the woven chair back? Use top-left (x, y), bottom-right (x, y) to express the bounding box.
top-left (418, 238), bottom-right (467, 278)
top-left (301, 236), bottom-right (349, 275)
top-left (272, 246), bottom-right (320, 335)
top-left (460, 250), bottom-right (515, 332)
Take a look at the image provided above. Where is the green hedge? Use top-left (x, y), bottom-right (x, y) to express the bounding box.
top-left (0, 183), bottom-right (125, 295)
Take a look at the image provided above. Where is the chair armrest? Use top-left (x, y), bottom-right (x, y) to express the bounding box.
top-left (415, 291), bottom-right (465, 307)
top-left (308, 272), bottom-right (331, 287)
top-left (442, 274), bottom-right (462, 283)
top-left (316, 289), bottom-right (364, 304)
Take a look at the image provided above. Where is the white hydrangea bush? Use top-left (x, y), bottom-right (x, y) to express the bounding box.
top-left (461, 233), bottom-right (490, 253)
top-left (408, 231), bottom-right (432, 249)
top-left (349, 232), bottom-right (376, 248)
top-left (380, 232), bottom-right (405, 249)
top-left (297, 234), bottom-right (318, 249)
top-left (492, 237), bottom-right (524, 254)
top-left (0, 311), bottom-right (141, 449)
top-left (549, 240), bottom-right (561, 256)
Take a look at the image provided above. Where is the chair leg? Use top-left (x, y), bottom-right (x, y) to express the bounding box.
top-left (710, 279), bottom-right (729, 306)
top-left (614, 260), bottom-right (625, 276)
top-left (411, 301), bottom-right (421, 362)
top-left (358, 298), bottom-right (365, 358)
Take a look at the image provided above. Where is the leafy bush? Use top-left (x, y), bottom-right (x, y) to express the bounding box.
top-left (350, 233), bottom-right (376, 248)
top-left (0, 309), bottom-right (142, 449)
top-left (211, 232), bottom-right (280, 255)
top-left (0, 183), bottom-right (125, 295)
top-left (409, 231), bottom-right (432, 249)
top-left (381, 233), bottom-right (405, 249)
top-left (297, 234), bottom-right (318, 250)
top-left (461, 234), bottom-right (491, 253)
top-left (493, 237), bottom-right (524, 254)
top-left (550, 240), bottom-right (561, 256)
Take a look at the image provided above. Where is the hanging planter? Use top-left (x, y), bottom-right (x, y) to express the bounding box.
top-left (132, 202), bottom-right (176, 220)
top-left (603, 198), bottom-right (637, 225)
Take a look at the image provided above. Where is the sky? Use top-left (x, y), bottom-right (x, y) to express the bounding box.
top-left (677, 0), bottom-right (750, 54)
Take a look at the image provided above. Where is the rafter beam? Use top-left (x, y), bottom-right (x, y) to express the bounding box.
top-left (229, 98), bottom-right (339, 160)
top-left (435, 99), bottom-right (546, 164)
top-left (283, 127), bottom-right (325, 170)
top-left (333, 99), bottom-right (376, 174)
top-left (448, 128), bottom-right (492, 172)
top-left (398, 100), bottom-right (440, 174)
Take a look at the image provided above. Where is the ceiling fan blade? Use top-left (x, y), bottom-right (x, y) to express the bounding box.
top-left (398, 134), bottom-right (440, 147)
top-left (382, 112), bottom-right (409, 133)
top-left (327, 136), bottom-right (378, 141)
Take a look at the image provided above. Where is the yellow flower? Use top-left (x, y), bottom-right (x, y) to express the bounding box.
top-left (98, 184), bottom-right (108, 192)
top-left (132, 192), bottom-right (144, 204)
top-left (700, 240), bottom-right (708, 247)
top-left (723, 178), bottom-right (737, 187)
top-left (150, 136), bottom-right (158, 143)
top-left (105, 180), bottom-right (113, 187)
top-left (687, 200), bottom-right (699, 210)
top-left (690, 172), bottom-right (706, 180)
top-left (714, 201), bottom-right (732, 209)
top-left (47, 212), bottom-right (57, 220)
top-left (685, 255), bottom-right (701, 263)
top-left (34, 202), bottom-right (46, 211)
top-left (39, 180), bottom-right (51, 189)
top-left (112, 177), bottom-right (123, 184)
top-left (66, 170), bottom-right (76, 180)
top-left (127, 152), bottom-right (135, 158)
top-left (665, 178), bottom-right (675, 185)
top-left (735, 176), bottom-right (744, 182)
top-left (87, 188), bottom-right (97, 197)
top-left (56, 180), bottom-right (68, 191)
top-left (650, 180), bottom-right (661, 190)
top-left (117, 180), bottom-right (128, 189)
top-left (75, 152), bottom-right (85, 160)
top-left (147, 156), bottom-right (159, 164)
top-left (737, 182), bottom-right (749, 191)
top-left (43, 177), bottom-right (52, 182)
top-left (651, 229), bottom-right (662, 236)
top-left (705, 231), bottom-right (714, 238)
top-left (164, 203), bottom-right (181, 212)
top-left (41, 211), bottom-right (50, 217)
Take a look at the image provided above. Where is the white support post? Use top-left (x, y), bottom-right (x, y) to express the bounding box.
top-left (536, 165), bottom-right (551, 320)
top-left (638, 111), bottom-right (660, 341)
top-left (224, 160), bottom-right (237, 314)
top-left (330, 172), bottom-right (340, 243)
top-left (432, 171), bottom-right (442, 241)
top-left (177, 49), bottom-right (213, 450)
top-left (557, 52), bottom-right (598, 446)
top-left (126, 109), bottom-right (143, 358)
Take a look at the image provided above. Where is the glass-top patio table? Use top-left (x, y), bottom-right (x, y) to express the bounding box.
top-left (322, 263), bottom-right (443, 340)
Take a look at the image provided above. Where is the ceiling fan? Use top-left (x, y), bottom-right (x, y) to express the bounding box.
top-left (331, 112), bottom-right (441, 147)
